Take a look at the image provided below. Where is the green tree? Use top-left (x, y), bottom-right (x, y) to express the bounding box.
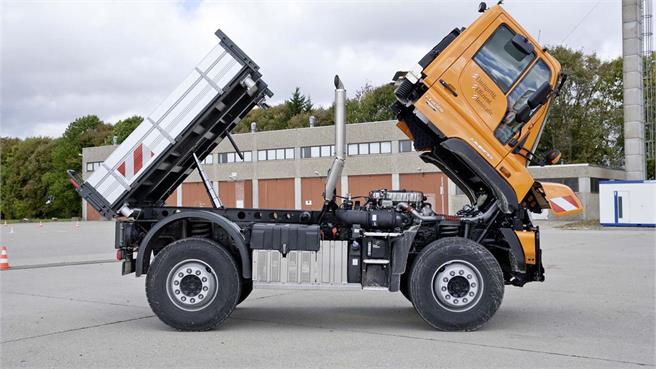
top-left (43, 115), bottom-right (112, 218)
top-left (1, 137), bottom-right (57, 219)
top-left (106, 115), bottom-right (143, 144)
top-left (537, 47), bottom-right (624, 166)
top-left (347, 83), bottom-right (396, 123)
top-left (285, 87), bottom-right (313, 117)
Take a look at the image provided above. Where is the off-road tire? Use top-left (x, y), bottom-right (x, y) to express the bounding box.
top-left (238, 278), bottom-right (253, 305)
top-left (409, 237), bottom-right (504, 331)
top-left (399, 272), bottom-right (412, 303)
top-left (146, 237), bottom-right (241, 331)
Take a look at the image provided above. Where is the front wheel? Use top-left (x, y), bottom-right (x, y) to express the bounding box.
top-left (146, 237), bottom-right (241, 331)
top-left (409, 237), bottom-right (504, 331)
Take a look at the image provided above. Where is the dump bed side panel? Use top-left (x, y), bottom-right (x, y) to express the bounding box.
top-left (78, 30), bottom-right (271, 217)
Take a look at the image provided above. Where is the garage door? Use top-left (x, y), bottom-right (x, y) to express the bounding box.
top-left (400, 173), bottom-right (448, 214)
top-left (86, 203), bottom-right (102, 221)
top-left (218, 180), bottom-right (252, 208)
top-left (301, 177), bottom-right (342, 210)
top-left (259, 178), bottom-right (295, 209)
top-left (348, 174), bottom-right (392, 199)
top-left (182, 182), bottom-right (212, 207)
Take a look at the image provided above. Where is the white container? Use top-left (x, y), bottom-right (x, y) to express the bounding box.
top-left (599, 180), bottom-right (656, 227)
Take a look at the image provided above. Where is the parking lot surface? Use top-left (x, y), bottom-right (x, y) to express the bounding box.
top-left (1, 221), bottom-right (654, 368)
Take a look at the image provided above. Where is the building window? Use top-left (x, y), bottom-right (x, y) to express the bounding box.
top-left (346, 141), bottom-right (393, 156)
top-left (590, 178), bottom-right (608, 194)
top-left (257, 148), bottom-right (295, 161)
top-left (200, 154), bottom-right (214, 165)
top-left (301, 145), bottom-right (335, 158)
top-left (218, 151), bottom-right (252, 164)
top-left (86, 162), bottom-right (102, 172)
top-left (399, 140), bottom-right (415, 153)
top-left (541, 177), bottom-right (579, 192)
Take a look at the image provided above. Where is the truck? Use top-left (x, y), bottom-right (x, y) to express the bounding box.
top-left (69, 3), bottom-right (583, 331)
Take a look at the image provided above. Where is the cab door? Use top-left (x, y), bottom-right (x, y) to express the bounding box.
top-left (434, 15), bottom-right (537, 166)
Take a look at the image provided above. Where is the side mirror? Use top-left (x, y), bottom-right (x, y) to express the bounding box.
top-left (515, 105), bottom-right (531, 124)
top-left (511, 34), bottom-right (534, 55)
top-left (544, 149), bottom-right (561, 165)
top-left (528, 81), bottom-right (552, 109)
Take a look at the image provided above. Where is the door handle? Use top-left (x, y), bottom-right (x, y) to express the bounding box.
top-left (439, 79), bottom-right (458, 97)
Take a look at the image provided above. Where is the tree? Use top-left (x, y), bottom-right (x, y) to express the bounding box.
top-left (537, 47), bottom-right (624, 167)
top-left (0, 137), bottom-right (57, 219)
top-left (106, 115), bottom-right (143, 144)
top-left (285, 87), bottom-right (313, 117)
top-left (43, 115), bottom-right (112, 218)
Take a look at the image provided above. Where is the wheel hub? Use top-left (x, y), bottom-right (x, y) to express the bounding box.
top-left (432, 260), bottom-right (483, 312)
top-left (166, 259), bottom-right (218, 311)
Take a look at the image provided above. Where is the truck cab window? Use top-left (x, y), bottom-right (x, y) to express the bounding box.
top-left (495, 59), bottom-right (552, 144)
top-left (473, 25), bottom-right (535, 93)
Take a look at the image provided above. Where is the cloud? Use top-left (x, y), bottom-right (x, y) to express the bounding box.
top-left (1, 0), bottom-right (621, 138)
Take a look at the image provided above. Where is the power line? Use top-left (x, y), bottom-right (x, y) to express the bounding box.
top-left (561, 0), bottom-right (602, 44)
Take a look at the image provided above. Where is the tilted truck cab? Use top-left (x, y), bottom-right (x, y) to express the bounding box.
top-left (71, 3), bottom-right (581, 332)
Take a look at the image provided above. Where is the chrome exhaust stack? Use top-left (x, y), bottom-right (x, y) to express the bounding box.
top-left (324, 75), bottom-right (346, 203)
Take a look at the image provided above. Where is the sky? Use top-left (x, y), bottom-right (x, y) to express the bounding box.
top-left (1, 0), bottom-right (623, 138)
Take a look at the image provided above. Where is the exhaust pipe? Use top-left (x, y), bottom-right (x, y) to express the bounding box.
top-left (324, 75), bottom-right (346, 203)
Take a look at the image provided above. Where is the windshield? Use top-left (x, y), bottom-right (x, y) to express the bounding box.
top-left (495, 59), bottom-right (552, 144)
top-left (473, 25), bottom-right (535, 93)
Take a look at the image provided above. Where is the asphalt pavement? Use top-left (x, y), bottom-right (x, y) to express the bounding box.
top-left (0, 221), bottom-right (654, 368)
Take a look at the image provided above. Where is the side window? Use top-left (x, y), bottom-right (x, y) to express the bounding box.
top-left (473, 25), bottom-right (535, 93)
top-left (495, 60), bottom-right (552, 144)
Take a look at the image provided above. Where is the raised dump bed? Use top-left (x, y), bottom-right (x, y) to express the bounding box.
top-left (71, 30), bottom-right (272, 218)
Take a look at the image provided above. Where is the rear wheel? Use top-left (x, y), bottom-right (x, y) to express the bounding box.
top-left (399, 272), bottom-right (412, 303)
top-left (146, 238), bottom-right (240, 331)
top-left (238, 278), bottom-right (253, 305)
top-left (409, 237), bottom-right (504, 331)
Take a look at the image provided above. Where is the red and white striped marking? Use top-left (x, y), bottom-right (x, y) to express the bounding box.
top-left (549, 196), bottom-right (579, 213)
top-left (117, 144), bottom-right (155, 181)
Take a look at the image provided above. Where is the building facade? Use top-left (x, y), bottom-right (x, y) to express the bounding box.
top-left (82, 120), bottom-right (626, 221)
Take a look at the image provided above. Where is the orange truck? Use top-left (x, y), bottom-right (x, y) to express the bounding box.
top-left (70, 2), bottom-right (581, 332)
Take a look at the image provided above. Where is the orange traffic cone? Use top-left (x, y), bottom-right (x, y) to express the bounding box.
top-left (0, 246), bottom-right (9, 270)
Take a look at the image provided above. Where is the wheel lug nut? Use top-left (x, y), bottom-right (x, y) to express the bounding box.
top-left (441, 287), bottom-right (447, 291)
top-left (203, 286), bottom-right (208, 291)
top-left (174, 281), bottom-right (179, 286)
top-left (449, 271), bottom-right (455, 276)
top-left (471, 283), bottom-right (476, 288)
top-left (459, 270), bottom-right (464, 275)
top-left (199, 294), bottom-right (204, 299)
top-left (453, 299), bottom-right (458, 304)
top-left (175, 290), bottom-right (180, 295)
top-left (469, 292), bottom-right (474, 297)
top-left (463, 298), bottom-right (468, 303)
top-left (467, 275), bottom-right (472, 279)
top-left (190, 298), bottom-right (195, 303)
top-left (445, 295), bottom-right (451, 300)
top-left (181, 296), bottom-right (186, 301)
top-left (186, 268), bottom-right (192, 274)
top-left (443, 277), bottom-right (448, 282)
top-left (195, 270), bottom-right (201, 276)
top-left (178, 272), bottom-right (184, 278)
top-left (202, 277), bottom-right (207, 282)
